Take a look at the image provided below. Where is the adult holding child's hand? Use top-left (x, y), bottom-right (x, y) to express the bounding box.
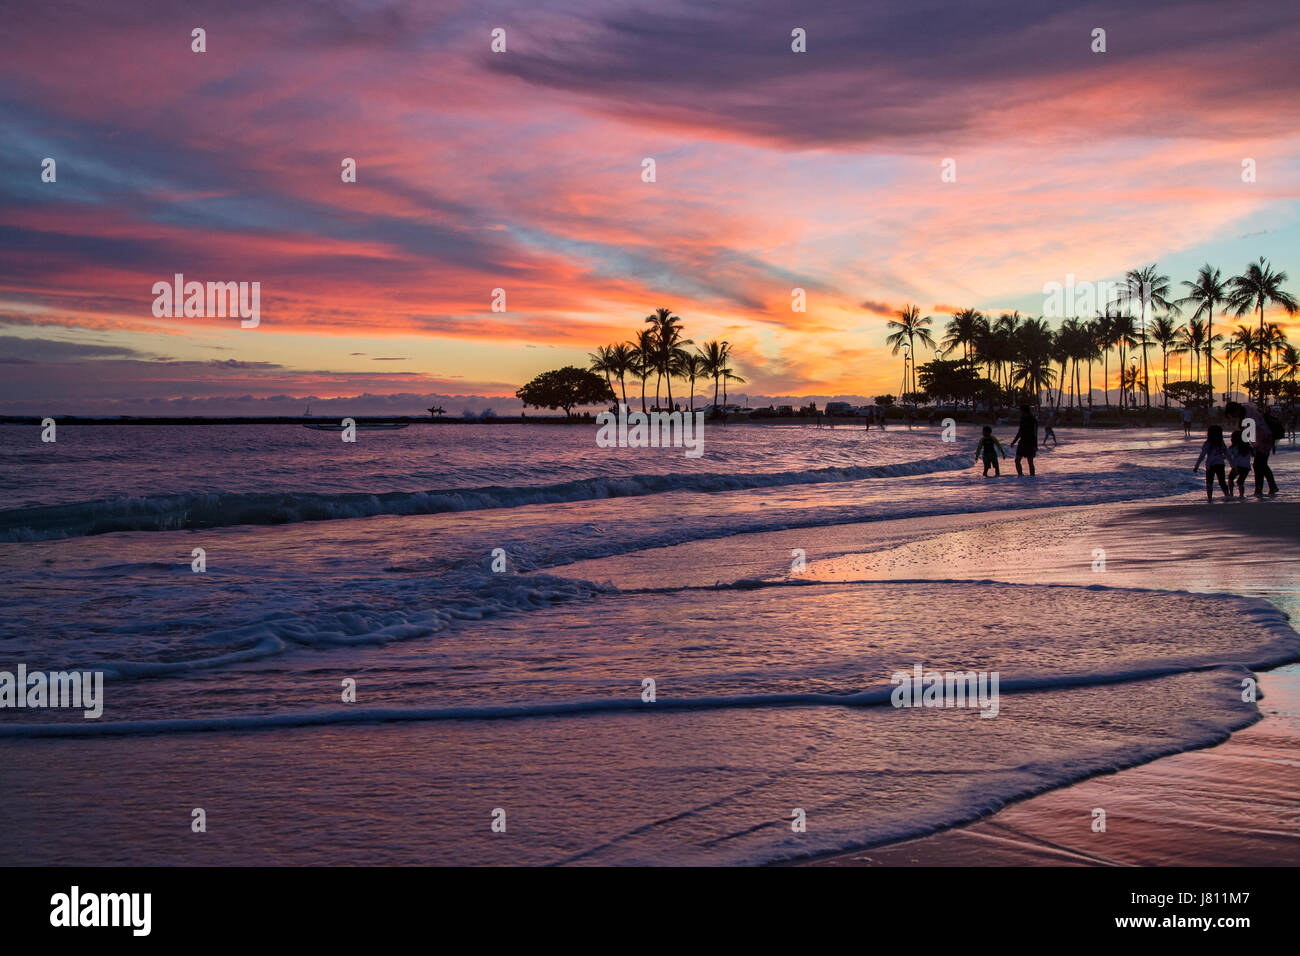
top-left (1226, 401), bottom-right (1280, 497)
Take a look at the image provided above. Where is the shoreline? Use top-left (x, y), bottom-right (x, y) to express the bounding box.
top-left (789, 498), bottom-right (1300, 867)
top-left (0, 416), bottom-right (1240, 431)
top-left (793, 663), bottom-right (1300, 867)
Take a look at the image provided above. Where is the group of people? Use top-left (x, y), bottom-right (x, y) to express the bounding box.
top-left (1193, 401), bottom-right (1285, 501)
top-left (973, 405), bottom-right (1050, 477)
top-left (972, 400), bottom-right (1289, 498)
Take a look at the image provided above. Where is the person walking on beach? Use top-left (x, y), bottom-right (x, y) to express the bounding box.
top-left (973, 425), bottom-right (1007, 477)
top-left (1193, 424), bottom-right (1232, 501)
top-left (1010, 404), bottom-right (1038, 476)
top-left (1043, 412), bottom-right (1058, 447)
top-left (1226, 429), bottom-right (1253, 497)
top-left (1182, 407), bottom-right (1192, 437)
top-left (1225, 401), bottom-right (1279, 496)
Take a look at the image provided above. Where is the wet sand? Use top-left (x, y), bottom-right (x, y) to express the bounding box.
top-left (795, 499), bottom-right (1300, 866)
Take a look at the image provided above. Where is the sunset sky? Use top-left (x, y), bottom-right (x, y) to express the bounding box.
top-left (3, 0), bottom-right (1299, 414)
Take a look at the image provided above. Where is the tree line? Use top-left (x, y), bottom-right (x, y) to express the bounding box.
top-left (517, 258), bottom-right (1297, 420)
top-left (588, 308), bottom-right (746, 412)
top-left (891, 258), bottom-right (1298, 412)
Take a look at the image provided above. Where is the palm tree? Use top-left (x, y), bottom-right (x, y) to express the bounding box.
top-left (943, 309), bottom-right (985, 364)
top-left (644, 307), bottom-right (691, 410)
top-left (1150, 313), bottom-right (1183, 407)
top-left (993, 312), bottom-right (1024, 392)
top-left (972, 318), bottom-right (998, 385)
top-left (631, 327), bottom-right (657, 413)
top-left (1094, 310), bottom-right (1117, 407)
top-left (1050, 321), bottom-right (1078, 411)
top-left (607, 342), bottom-right (635, 406)
top-left (884, 305), bottom-right (935, 401)
top-left (680, 352), bottom-right (706, 412)
top-left (1120, 364), bottom-right (1142, 408)
top-left (1180, 318), bottom-right (1204, 382)
top-left (699, 340), bottom-right (728, 413)
top-left (1081, 319), bottom-right (1100, 407)
top-left (943, 309), bottom-right (987, 410)
top-left (1276, 344), bottom-right (1300, 412)
top-left (1109, 311), bottom-right (1139, 411)
top-left (1012, 317), bottom-right (1054, 406)
top-left (1223, 335), bottom-right (1240, 397)
top-left (1064, 318), bottom-right (1094, 410)
top-left (1226, 258), bottom-right (1298, 405)
top-left (588, 345), bottom-right (617, 404)
top-left (1265, 323), bottom-right (1290, 374)
top-left (1178, 264), bottom-right (1228, 395)
top-left (1011, 348), bottom-right (1057, 406)
top-left (1123, 265), bottom-right (1180, 412)
top-left (1227, 325), bottom-right (1256, 400)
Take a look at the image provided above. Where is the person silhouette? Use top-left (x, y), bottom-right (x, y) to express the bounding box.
top-left (974, 426), bottom-right (1007, 477)
top-left (1043, 412), bottom-right (1058, 446)
top-left (1226, 428), bottom-right (1253, 497)
top-left (1010, 404), bottom-right (1038, 476)
top-left (1225, 401), bottom-right (1278, 496)
top-left (1194, 424), bottom-right (1232, 502)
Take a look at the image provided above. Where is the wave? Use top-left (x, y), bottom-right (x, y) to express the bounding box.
top-left (0, 453), bottom-right (972, 541)
top-left (0, 661), bottom-right (1268, 739)
top-left (63, 572), bottom-right (614, 678)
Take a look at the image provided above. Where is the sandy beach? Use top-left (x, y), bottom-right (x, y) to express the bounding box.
top-left (800, 663), bottom-right (1300, 865)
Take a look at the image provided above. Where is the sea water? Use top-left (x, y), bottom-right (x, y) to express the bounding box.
top-left (0, 422), bottom-right (1296, 864)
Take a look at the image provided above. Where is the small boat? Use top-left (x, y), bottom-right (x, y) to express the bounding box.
top-left (302, 421), bottom-right (410, 431)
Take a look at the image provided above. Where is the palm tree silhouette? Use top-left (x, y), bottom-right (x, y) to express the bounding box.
top-left (680, 352), bottom-right (706, 412)
top-left (608, 342), bottom-right (635, 406)
top-left (1180, 318), bottom-right (1204, 382)
top-left (885, 305), bottom-right (935, 400)
top-left (1123, 265), bottom-right (1180, 412)
top-left (631, 327), bottom-right (657, 413)
top-left (588, 345), bottom-right (617, 403)
top-left (993, 312), bottom-right (1025, 393)
top-left (1178, 264), bottom-right (1227, 395)
top-left (1227, 325), bottom-right (1257, 399)
top-left (1093, 310), bottom-right (1117, 407)
top-left (1110, 311), bottom-right (1139, 411)
top-left (644, 307), bottom-right (691, 410)
top-left (1080, 318), bottom-right (1101, 407)
top-left (1226, 258), bottom-right (1298, 405)
top-left (1276, 344), bottom-right (1300, 409)
top-left (699, 340), bottom-right (728, 413)
top-left (1150, 313), bottom-right (1183, 407)
top-left (943, 308), bottom-right (985, 364)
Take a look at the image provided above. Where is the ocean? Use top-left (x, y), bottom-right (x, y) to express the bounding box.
top-left (1, 421), bottom-right (1297, 864)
